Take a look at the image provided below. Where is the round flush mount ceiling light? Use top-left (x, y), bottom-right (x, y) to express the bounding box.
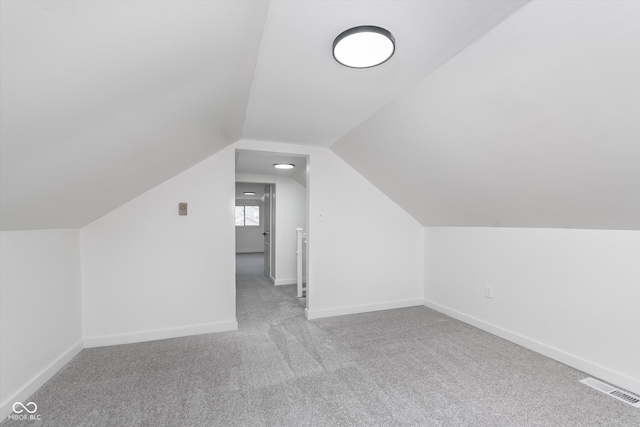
top-left (243, 192), bottom-right (256, 196)
top-left (333, 25), bottom-right (395, 69)
top-left (273, 163), bottom-right (295, 170)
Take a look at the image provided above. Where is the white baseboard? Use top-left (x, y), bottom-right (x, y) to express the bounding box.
top-left (0, 340), bottom-right (83, 420)
top-left (423, 299), bottom-right (640, 396)
top-left (306, 299), bottom-right (423, 320)
top-left (274, 278), bottom-right (297, 286)
top-left (83, 320), bottom-right (238, 348)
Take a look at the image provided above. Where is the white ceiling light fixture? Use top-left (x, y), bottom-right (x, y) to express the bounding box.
top-left (273, 163), bottom-right (295, 170)
top-left (333, 25), bottom-right (395, 69)
top-left (243, 192), bottom-right (256, 195)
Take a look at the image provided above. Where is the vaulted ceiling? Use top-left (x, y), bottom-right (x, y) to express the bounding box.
top-left (333, 1), bottom-right (640, 230)
top-left (2, 1), bottom-right (638, 231)
top-left (1, 0), bottom-right (269, 229)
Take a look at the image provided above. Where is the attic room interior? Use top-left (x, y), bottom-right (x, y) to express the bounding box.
top-left (1, 0), bottom-right (639, 425)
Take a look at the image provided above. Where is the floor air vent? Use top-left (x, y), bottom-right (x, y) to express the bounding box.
top-left (580, 377), bottom-right (640, 408)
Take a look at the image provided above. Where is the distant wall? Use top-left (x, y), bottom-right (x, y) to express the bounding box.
top-left (424, 227), bottom-right (640, 394)
top-left (0, 230), bottom-right (82, 419)
top-left (79, 139), bottom-right (425, 346)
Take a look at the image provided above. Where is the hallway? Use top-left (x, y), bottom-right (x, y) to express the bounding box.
top-left (235, 252), bottom-right (306, 328)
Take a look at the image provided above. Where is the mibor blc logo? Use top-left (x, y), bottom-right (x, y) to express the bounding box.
top-left (8, 401), bottom-right (41, 421)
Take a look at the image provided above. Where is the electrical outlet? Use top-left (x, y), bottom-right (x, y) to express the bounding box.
top-left (485, 285), bottom-right (493, 299)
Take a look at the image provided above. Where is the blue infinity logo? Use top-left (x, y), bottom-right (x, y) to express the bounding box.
top-left (13, 402), bottom-right (37, 414)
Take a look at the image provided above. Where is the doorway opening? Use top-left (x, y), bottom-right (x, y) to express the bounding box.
top-left (234, 150), bottom-right (309, 325)
top-left (234, 182), bottom-right (275, 281)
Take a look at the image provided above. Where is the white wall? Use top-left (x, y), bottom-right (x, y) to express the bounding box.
top-left (309, 147), bottom-right (424, 318)
top-left (235, 199), bottom-right (264, 253)
top-left (80, 139), bottom-right (424, 345)
top-left (236, 140), bottom-right (425, 318)
top-left (235, 173), bottom-right (306, 284)
top-left (0, 230), bottom-right (83, 419)
top-left (424, 227), bottom-right (640, 394)
top-left (81, 146), bottom-right (237, 347)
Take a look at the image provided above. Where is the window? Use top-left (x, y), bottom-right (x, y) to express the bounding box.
top-left (235, 206), bottom-right (260, 226)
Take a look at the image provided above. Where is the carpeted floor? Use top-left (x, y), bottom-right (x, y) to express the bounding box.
top-left (3, 253), bottom-right (639, 426)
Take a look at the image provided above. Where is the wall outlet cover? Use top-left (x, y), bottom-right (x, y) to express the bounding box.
top-left (485, 285), bottom-right (493, 299)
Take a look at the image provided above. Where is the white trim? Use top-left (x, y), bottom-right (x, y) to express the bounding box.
top-left (265, 271), bottom-right (275, 284)
top-left (274, 278), bottom-right (297, 286)
top-left (306, 299), bottom-right (423, 320)
top-left (0, 340), bottom-right (83, 420)
top-left (423, 299), bottom-right (640, 396)
top-left (83, 320), bottom-right (238, 348)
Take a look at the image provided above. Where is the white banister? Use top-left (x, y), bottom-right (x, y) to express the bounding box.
top-left (295, 228), bottom-right (306, 298)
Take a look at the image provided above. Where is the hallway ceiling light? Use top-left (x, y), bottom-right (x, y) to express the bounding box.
top-left (273, 163), bottom-right (295, 170)
top-left (243, 192), bottom-right (256, 195)
top-left (333, 25), bottom-right (395, 68)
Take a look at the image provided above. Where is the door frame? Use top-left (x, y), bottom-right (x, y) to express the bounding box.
top-left (234, 148), bottom-right (311, 311)
top-left (263, 183), bottom-right (276, 282)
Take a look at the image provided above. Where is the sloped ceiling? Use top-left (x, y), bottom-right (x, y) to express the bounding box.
top-left (242, 0), bottom-right (528, 146)
top-left (3, 1), bottom-right (637, 231)
top-left (1, 0), bottom-right (269, 229)
top-left (1, 0), bottom-right (528, 230)
top-left (333, 0), bottom-right (640, 230)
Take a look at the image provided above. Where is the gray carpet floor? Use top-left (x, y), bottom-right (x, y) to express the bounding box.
top-left (3, 253), bottom-right (639, 426)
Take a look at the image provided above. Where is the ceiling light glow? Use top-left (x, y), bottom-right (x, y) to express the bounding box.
top-left (273, 163), bottom-right (295, 170)
top-left (243, 192), bottom-right (256, 195)
top-left (333, 26), bottom-right (395, 69)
